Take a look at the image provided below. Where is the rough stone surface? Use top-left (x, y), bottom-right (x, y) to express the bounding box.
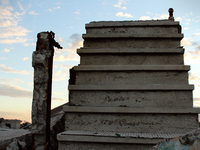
top-left (77, 47), bottom-right (185, 54)
top-left (80, 53), bottom-right (184, 65)
top-left (69, 90), bottom-right (193, 107)
top-left (65, 113), bottom-right (198, 133)
top-left (151, 128), bottom-right (200, 150)
top-left (32, 32), bottom-right (53, 149)
top-left (75, 71), bottom-right (188, 85)
top-left (83, 39), bottom-right (181, 48)
top-left (32, 49), bottom-right (52, 134)
top-left (86, 26), bottom-right (180, 35)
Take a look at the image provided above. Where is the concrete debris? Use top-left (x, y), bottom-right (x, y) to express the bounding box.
top-left (151, 128), bottom-right (200, 150)
top-left (6, 140), bottom-right (26, 150)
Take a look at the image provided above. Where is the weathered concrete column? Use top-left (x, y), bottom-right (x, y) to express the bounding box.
top-left (32, 49), bottom-right (52, 150)
top-left (32, 32), bottom-right (62, 150)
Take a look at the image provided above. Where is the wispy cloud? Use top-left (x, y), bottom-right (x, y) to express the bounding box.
top-left (153, 14), bottom-right (168, 20)
top-left (181, 38), bottom-right (195, 46)
top-left (175, 17), bottom-right (182, 21)
top-left (74, 10), bottom-right (80, 14)
top-left (22, 57), bottom-right (30, 61)
top-left (52, 97), bottom-right (66, 101)
top-left (0, 1), bottom-right (31, 44)
top-left (48, 6), bottom-right (60, 12)
top-left (53, 64), bottom-right (73, 81)
top-left (0, 84), bottom-right (32, 98)
top-left (54, 34), bottom-right (82, 62)
top-left (0, 111), bottom-right (31, 122)
top-left (116, 12), bottom-right (133, 18)
top-left (114, 0), bottom-right (127, 9)
top-left (189, 72), bottom-right (200, 81)
top-left (139, 16), bottom-right (151, 20)
top-left (0, 78), bottom-right (25, 84)
top-left (193, 32), bottom-right (200, 37)
top-left (0, 64), bottom-right (31, 75)
top-left (1, 48), bottom-right (10, 52)
top-left (194, 97), bottom-right (200, 107)
top-left (29, 11), bottom-right (38, 15)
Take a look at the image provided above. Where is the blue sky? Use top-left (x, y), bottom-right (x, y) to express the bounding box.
top-left (0, 0), bottom-right (200, 122)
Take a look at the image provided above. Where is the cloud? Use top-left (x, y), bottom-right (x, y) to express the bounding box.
top-left (139, 16), bottom-right (151, 20)
top-left (185, 19), bottom-right (191, 22)
top-left (0, 84), bottom-right (32, 98)
top-left (48, 6), bottom-right (60, 12)
top-left (193, 32), bottom-right (200, 37)
top-left (57, 37), bottom-right (64, 43)
top-left (52, 97), bottom-right (66, 101)
top-left (54, 34), bottom-right (82, 62)
top-left (0, 78), bottom-right (25, 84)
top-left (189, 72), bottom-right (200, 81)
top-left (184, 46), bottom-right (200, 63)
top-left (194, 97), bottom-right (200, 108)
top-left (1, 48), bottom-right (10, 52)
top-left (0, 64), bottom-right (31, 75)
top-left (29, 11), bottom-right (38, 15)
top-left (22, 57), bottom-right (30, 61)
top-left (0, 1), bottom-right (30, 44)
top-left (116, 12), bottom-right (133, 18)
top-left (0, 111), bottom-right (31, 122)
top-left (114, 0), bottom-right (126, 9)
top-left (175, 17), bottom-right (182, 21)
top-left (183, 27), bottom-right (189, 30)
top-left (53, 65), bottom-right (73, 81)
top-left (181, 38), bottom-right (194, 46)
top-left (0, 57), bottom-right (6, 60)
top-left (74, 11), bottom-right (80, 14)
top-left (153, 14), bottom-right (168, 20)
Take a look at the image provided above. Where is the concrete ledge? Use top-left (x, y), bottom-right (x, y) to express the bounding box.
top-left (86, 21), bottom-right (180, 28)
top-left (82, 33), bottom-right (183, 39)
top-left (57, 134), bottom-right (162, 144)
top-left (77, 47), bottom-right (184, 54)
top-left (73, 65), bottom-right (190, 71)
top-left (68, 85), bottom-right (194, 91)
top-left (63, 106), bottom-right (200, 114)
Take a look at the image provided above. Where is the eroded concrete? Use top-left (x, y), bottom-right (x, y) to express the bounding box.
top-left (75, 71), bottom-right (188, 85)
top-left (69, 90), bottom-right (193, 107)
top-left (83, 39), bottom-right (181, 48)
top-left (65, 113), bottom-right (198, 133)
top-left (80, 53), bottom-right (184, 65)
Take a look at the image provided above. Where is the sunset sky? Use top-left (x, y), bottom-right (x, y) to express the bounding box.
top-left (0, 0), bottom-right (200, 122)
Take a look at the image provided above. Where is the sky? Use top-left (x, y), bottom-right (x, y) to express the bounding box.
top-left (0, 0), bottom-right (200, 123)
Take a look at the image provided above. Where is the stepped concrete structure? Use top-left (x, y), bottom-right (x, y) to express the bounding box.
top-left (57, 20), bottom-right (200, 150)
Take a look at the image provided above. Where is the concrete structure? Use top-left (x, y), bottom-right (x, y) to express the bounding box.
top-left (0, 118), bottom-right (21, 129)
top-left (57, 20), bottom-right (200, 149)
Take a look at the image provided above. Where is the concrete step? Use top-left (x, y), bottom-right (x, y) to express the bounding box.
top-left (85, 20), bottom-right (180, 28)
top-left (75, 71), bottom-right (188, 85)
top-left (83, 38), bottom-right (181, 49)
top-left (72, 65), bottom-right (189, 85)
top-left (58, 134), bottom-right (159, 150)
top-left (83, 33), bottom-right (183, 39)
top-left (63, 107), bottom-right (199, 133)
top-left (63, 106), bottom-right (200, 114)
top-left (73, 65), bottom-right (190, 71)
top-left (57, 129), bottom-right (184, 150)
top-left (69, 85), bottom-right (193, 107)
top-left (77, 47), bottom-right (184, 54)
top-left (85, 21), bottom-right (181, 37)
top-left (69, 84), bottom-right (194, 90)
top-left (80, 53), bottom-right (183, 65)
